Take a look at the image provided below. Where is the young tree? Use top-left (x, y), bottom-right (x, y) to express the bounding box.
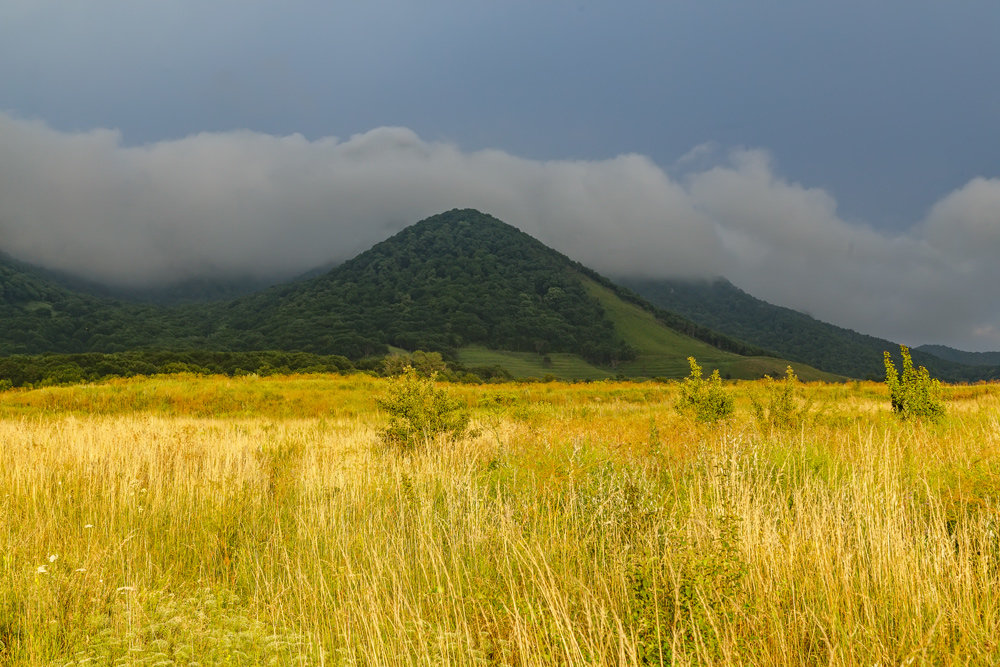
top-left (883, 345), bottom-right (945, 421)
top-left (377, 367), bottom-right (470, 450)
top-left (676, 357), bottom-right (733, 423)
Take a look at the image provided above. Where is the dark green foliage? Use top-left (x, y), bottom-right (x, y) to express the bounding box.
top-left (376, 368), bottom-right (470, 450)
top-left (884, 345), bottom-right (946, 421)
top-left (0, 350), bottom-right (354, 388)
top-left (915, 344), bottom-right (1000, 367)
top-left (0, 210), bottom-right (641, 365)
top-left (623, 276), bottom-right (999, 382)
top-left (676, 357), bottom-right (733, 423)
top-left (217, 209), bottom-right (634, 363)
top-left (0, 253), bottom-right (203, 355)
top-left (0, 210), bottom-right (799, 378)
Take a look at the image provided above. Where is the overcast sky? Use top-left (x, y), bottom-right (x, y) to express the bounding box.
top-left (2, 2), bottom-right (1000, 350)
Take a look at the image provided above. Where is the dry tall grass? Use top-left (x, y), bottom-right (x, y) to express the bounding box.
top-left (0, 375), bottom-right (998, 664)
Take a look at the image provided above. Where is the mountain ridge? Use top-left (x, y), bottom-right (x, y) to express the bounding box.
top-left (915, 344), bottom-right (1000, 368)
top-left (620, 276), bottom-right (999, 382)
top-left (207, 209), bottom-right (788, 374)
top-left (1, 209), bottom-right (810, 379)
top-left (4, 209), bottom-right (990, 382)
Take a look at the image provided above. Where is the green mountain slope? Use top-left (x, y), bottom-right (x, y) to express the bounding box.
top-left (210, 209), bottom-right (632, 361)
top-left (210, 209), bottom-right (828, 379)
top-left (0, 252), bottom-right (211, 355)
top-left (620, 276), bottom-right (998, 382)
top-left (2, 209), bottom-right (832, 380)
top-left (579, 277), bottom-right (837, 381)
top-left (915, 344), bottom-right (1000, 367)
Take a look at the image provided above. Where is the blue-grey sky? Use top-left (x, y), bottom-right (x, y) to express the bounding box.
top-left (2, 1), bottom-right (1000, 350)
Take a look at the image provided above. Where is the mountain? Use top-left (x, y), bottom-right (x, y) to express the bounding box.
top-left (915, 344), bottom-right (1000, 368)
top-left (208, 209), bottom-right (829, 379)
top-left (208, 209), bottom-right (631, 360)
top-left (0, 210), bottom-right (832, 380)
top-left (0, 251), bottom-right (208, 355)
top-left (33, 267), bottom-right (274, 304)
top-left (619, 276), bottom-right (999, 382)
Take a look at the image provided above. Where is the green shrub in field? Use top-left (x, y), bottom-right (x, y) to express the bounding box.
top-left (884, 345), bottom-right (945, 421)
top-left (676, 357), bottom-right (733, 424)
top-left (749, 365), bottom-right (809, 430)
top-left (377, 366), bottom-right (470, 449)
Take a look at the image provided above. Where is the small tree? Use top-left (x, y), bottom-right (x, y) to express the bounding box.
top-left (377, 366), bottom-right (470, 450)
top-left (749, 366), bottom-right (808, 430)
top-left (883, 345), bottom-right (945, 421)
top-left (676, 357), bottom-right (733, 423)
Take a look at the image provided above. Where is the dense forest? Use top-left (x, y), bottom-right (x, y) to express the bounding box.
top-left (0, 350), bottom-right (354, 388)
top-left (915, 344), bottom-right (1000, 368)
top-left (210, 209), bottom-right (636, 363)
top-left (1, 211), bottom-right (644, 365)
top-left (0, 253), bottom-right (212, 354)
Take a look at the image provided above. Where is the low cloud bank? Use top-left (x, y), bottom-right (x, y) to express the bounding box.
top-left (2, 113), bottom-right (999, 350)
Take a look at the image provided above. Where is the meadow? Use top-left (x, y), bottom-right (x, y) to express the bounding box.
top-left (1, 373), bottom-right (999, 665)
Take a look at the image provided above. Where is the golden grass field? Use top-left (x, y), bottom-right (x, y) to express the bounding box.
top-left (1, 373), bottom-right (999, 665)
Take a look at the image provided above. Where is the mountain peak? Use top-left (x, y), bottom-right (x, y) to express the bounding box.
top-left (357, 208), bottom-right (549, 263)
top-left (262, 209), bottom-right (630, 360)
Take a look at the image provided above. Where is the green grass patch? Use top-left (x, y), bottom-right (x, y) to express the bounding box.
top-left (580, 276), bottom-right (842, 381)
top-left (456, 345), bottom-right (613, 380)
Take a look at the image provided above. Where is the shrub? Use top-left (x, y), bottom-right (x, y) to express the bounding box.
top-left (749, 365), bottom-right (808, 430)
top-left (376, 366), bottom-right (470, 450)
top-left (676, 357), bottom-right (733, 423)
top-left (883, 345), bottom-right (945, 421)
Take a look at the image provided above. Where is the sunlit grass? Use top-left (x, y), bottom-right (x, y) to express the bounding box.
top-left (1, 375), bottom-right (998, 664)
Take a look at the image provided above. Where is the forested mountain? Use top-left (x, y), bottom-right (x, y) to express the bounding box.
top-left (915, 345), bottom-right (1000, 368)
top-left (207, 209), bottom-right (629, 361)
top-left (0, 251), bottom-right (210, 354)
top-left (207, 209), bottom-right (770, 364)
top-left (1, 211), bottom-right (794, 379)
top-left (620, 276), bottom-right (1000, 382)
top-left (9, 209), bottom-right (987, 382)
top-left (35, 268), bottom-right (273, 304)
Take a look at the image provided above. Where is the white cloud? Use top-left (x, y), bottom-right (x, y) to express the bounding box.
top-left (1, 112), bottom-right (999, 350)
top-left (0, 113), bottom-right (725, 286)
top-left (921, 177), bottom-right (1000, 268)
